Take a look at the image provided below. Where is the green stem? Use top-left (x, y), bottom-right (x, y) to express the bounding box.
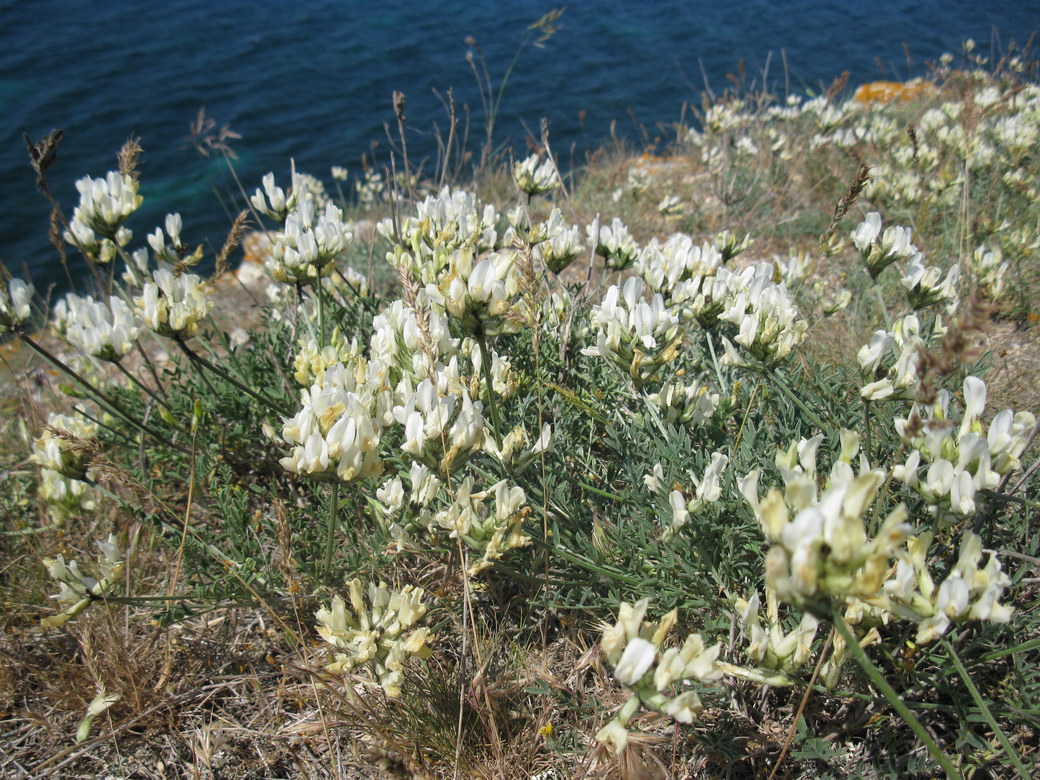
top-left (863, 399), bottom-right (874, 464)
top-left (174, 337), bottom-right (289, 416)
top-left (323, 483), bottom-right (341, 586)
top-left (943, 639), bottom-right (1030, 778)
top-left (316, 277), bottom-right (327, 350)
top-left (831, 607), bottom-right (960, 779)
top-left (114, 360), bottom-right (175, 414)
top-left (17, 332), bottom-right (190, 455)
top-left (768, 368), bottom-right (828, 432)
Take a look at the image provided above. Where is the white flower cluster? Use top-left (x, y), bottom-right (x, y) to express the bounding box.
top-left (424, 247), bottom-right (522, 337)
top-left (635, 233), bottom-right (725, 303)
top-left (31, 412), bottom-right (98, 481)
top-left (260, 172), bottom-right (352, 285)
top-left (741, 429), bottom-right (904, 612)
top-left (65, 172), bottom-right (141, 252)
top-left (535, 222), bottom-right (584, 274)
top-left (851, 212), bottom-right (916, 280)
top-left (394, 369), bottom-right (485, 475)
top-left (53, 293), bottom-right (142, 362)
top-left (596, 599), bottom-right (722, 754)
top-left (280, 359), bottom-right (388, 482)
top-left (38, 467), bottom-right (95, 526)
top-left (892, 530), bottom-right (1012, 644)
top-left (856, 313), bottom-right (937, 401)
top-left (315, 578), bottom-right (432, 697)
top-left (136, 266), bottom-right (213, 339)
top-left (645, 378), bottom-right (719, 427)
top-left (582, 277), bottom-right (681, 388)
top-left (146, 213), bottom-right (191, 265)
top-left (719, 263), bottom-right (807, 367)
top-left (251, 171), bottom-right (298, 223)
top-left (513, 154), bottom-right (560, 196)
top-left (0, 278), bottom-right (33, 333)
top-left (971, 243), bottom-right (1010, 301)
top-left (483, 421), bottom-right (552, 474)
top-left (378, 187), bottom-right (499, 282)
top-left (41, 535), bottom-right (124, 629)
top-left (736, 588), bottom-right (819, 678)
top-left (893, 376), bottom-right (1035, 521)
top-left (900, 253), bottom-right (959, 311)
top-left (740, 431), bottom-right (1014, 646)
top-left (714, 230), bottom-right (752, 262)
top-left (292, 328), bottom-right (361, 387)
top-left (588, 217), bottom-right (639, 270)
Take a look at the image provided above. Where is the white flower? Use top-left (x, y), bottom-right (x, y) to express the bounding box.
top-left (66, 171), bottom-right (142, 243)
top-left (513, 154), bottom-right (560, 196)
top-left (0, 278), bottom-right (34, 332)
top-left (614, 637), bottom-right (657, 686)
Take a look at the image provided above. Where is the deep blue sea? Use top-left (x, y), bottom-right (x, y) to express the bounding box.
top-left (2, 0), bottom-right (1038, 293)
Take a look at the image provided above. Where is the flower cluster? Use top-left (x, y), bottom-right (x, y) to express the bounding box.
top-left (53, 293), bottom-right (142, 361)
top-left (588, 217), bottom-right (639, 270)
top-left (315, 578), bottom-right (432, 697)
top-left (735, 588), bottom-right (819, 678)
top-left (268, 194), bottom-right (352, 285)
top-left (292, 328), bottom-right (361, 387)
top-left (971, 243), bottom-right (1010, 301)
top-left (596, 599), bottom-right (723, 754)
top-left (38, 467), bottom-right (95, 526)
top-left (535, 222), bottom-right (584, 274)
top-left (719, 263), bottom-right (807, 367)
top-left (513, 154), bottom-right (560, 196)
top-left (280, 360), bottom-right (387, 482)
top-left (0, 277), bottom-right (33, 333)
top-left (41, 535), bottom-right (124, 629)
top-left (378, 187), bottom-right (499, 280)
top-left (31, 413), bottom-right (99, 481)
top-left (645, 378), bottom-right (719, 427)
top-left (900, 253), bottom-right (960, 311)
top-left (893, 375), bottom-right (1035, 521)
top-left (582, 277), bottom-right (681, 388)
top-left (65, 172), bottom-right (141, 253)
top-left (857, 313), bottom-right (937, 401)
top-left (741, 431), bottom-right (1015, 648)
top-left (851, 212), bottom-right (916, 279)
top-left (740, 431), bottom-right (910, 613)
top-left (424, 247), bottom-right (522, 337)
top-left (136, 266), bottom-right (213, 339)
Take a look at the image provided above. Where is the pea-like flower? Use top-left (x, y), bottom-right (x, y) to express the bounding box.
top-left (66, 171), bottom-right (142, 243)
top-left (41, 535), bottom-right (124, 629)
top-left (280, 359), bottom-right (387, 483)
top-left (31, 413), bottom-right (99, 481)
top-left (0, 278), bottom-right (33, 333)
top-left (315, 578), bottom-right (432, 697)
top-left (893, 375), bottom-right (1035, 521)
top-left (53, 293), bottom-right (142, 362)
top-left (513, 154), bottom-right (560, 196)
top-left (900, 253), bottom-right (959, 311)
top-left (596, 599), bottom-right (722, 754)
top-left (719, 263), bottom-right (807, 367)
top-left (425, 247), bottom-right (522, 337)
top-left (851, 212), bottom-right (916, 280)
top-left (136, 267), bottom-right (213, 339)
top-left (588, 216), bottom-right (639, 270)
top-left (582, 277), bottom-right (682, 388)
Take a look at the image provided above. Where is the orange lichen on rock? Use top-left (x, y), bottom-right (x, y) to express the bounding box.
top-left (854, 79), bottom-right (934, 104)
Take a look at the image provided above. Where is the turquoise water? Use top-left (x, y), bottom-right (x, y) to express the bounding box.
top-left (2, 0), bottom-right (1037, 291)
